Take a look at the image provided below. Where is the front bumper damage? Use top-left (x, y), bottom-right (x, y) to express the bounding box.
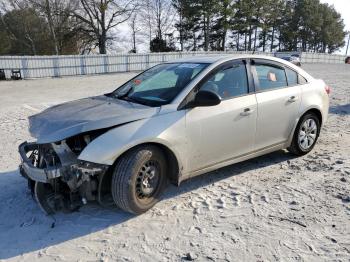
top-left (20, 142), bottom-right (65, 183)
top-left (19, 141), bottom-right (111, 214)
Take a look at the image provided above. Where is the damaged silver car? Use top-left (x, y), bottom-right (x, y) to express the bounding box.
top-left (19, 55), bottom-right (329, 215)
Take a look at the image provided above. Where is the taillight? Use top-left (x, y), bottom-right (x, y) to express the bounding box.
top-left (325, 85), bottom-right (331, 95)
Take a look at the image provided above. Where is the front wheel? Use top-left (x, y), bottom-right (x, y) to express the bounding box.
top-left (288, 113), bottom-right (320, 156)
top-left (111, 145), bottom-right (168, 214)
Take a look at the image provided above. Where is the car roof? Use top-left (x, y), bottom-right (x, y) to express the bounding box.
top-left (167, 54), bottom-right (284, 64)
top-left (167, 55), bottom-right (234, 64)
top-left (165, 54), bottom-right (313, 83)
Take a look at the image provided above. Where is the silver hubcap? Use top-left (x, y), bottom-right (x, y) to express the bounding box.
top-left (298, 118), bottom-right (317, 150)
top-left (136, 160), bottom-right (160, 199)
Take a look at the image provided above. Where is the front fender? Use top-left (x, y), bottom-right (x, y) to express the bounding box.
top-left (78, 111), bottom-right (186, 169)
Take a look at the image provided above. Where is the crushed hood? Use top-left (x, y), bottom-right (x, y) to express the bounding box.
top-left (29, 95), bottom-right (160, 143)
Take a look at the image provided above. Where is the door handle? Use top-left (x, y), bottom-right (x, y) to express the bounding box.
top-left (287, 96), bottom-right (298, 103)
top-left (240, 108), bottom-right (254, 116)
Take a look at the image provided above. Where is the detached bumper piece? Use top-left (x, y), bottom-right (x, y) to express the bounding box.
top-left (19, 142), bottom-right (65, 183)
top-left (18, 141), bottom-right (109, 214)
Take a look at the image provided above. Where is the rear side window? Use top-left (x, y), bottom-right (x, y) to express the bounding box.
top-left (285, 68), bottom-right (298, 86)
top-left (200, 63), bottom-right (248, 99)
top-left (255, 64), bottom-right (287, 90)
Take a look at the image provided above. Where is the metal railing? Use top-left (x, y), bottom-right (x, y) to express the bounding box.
top-left (0, 51), bottom-right (346, 79)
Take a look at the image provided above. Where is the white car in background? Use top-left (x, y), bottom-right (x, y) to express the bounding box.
top-left (281, 54), bottom-right (302, 66)
top-left (19, 55), bottom-right (330, 215)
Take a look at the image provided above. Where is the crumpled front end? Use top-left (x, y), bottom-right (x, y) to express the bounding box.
top-left (19, 135), bottom-right (112, 214)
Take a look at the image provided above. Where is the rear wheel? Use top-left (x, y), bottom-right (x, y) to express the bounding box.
top-left (288, 112), bottom-right (320, 156)
top-left (111, 145), bottom-right (168, 214)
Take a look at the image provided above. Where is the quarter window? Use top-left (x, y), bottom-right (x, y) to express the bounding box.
top-left (200, 63), bottom-right (248, 99)
top-left (255, 64), bottom-right (287, 90)
top-left (298, 74), bottom-right (308, 84)
top-left (285, 68), bottom-right (298, 86)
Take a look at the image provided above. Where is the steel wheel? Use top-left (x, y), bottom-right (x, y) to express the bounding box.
top-left (298, 118), bottom-right (318, 150)
top-left (111, 145), bottom-right (168, 214)
top-left (136, 160), bottom-right (160, 200)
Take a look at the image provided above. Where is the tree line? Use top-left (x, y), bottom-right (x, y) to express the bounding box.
top-left (0, 0), bottom-right (346, 56)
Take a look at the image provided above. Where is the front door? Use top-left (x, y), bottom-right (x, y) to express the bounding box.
top-left (185, 60), bottom-right (257, 173)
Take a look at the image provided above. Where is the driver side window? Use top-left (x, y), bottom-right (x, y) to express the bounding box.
top-left (200, 63), bottom-right (249, 99)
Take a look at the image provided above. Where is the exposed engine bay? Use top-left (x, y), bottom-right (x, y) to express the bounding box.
top-left (19, 133), bottom-right (113, 214)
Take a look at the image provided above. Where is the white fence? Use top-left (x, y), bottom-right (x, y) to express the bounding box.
top-left (0, 51), bottom-right (347, 79)
top-left (301, 52), bottom-right (347, 64)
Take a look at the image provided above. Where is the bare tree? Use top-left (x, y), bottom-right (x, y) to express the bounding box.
top-left (128, 13), bottom-right (141, 53)
top-left (28, 0), bottom-right (59, 54)
top-left (28, 0), bottom-right (78, 55)
top-left (154, 0), bottom-right (173, 39)
top-left (72, 0), bottom-right (137, 54)
top-left (0, 0), bottom-right (39, 54)
top-left (139, 0), bottom-right (153, 44)
top-left (139, 0), bottom-right (175, 44)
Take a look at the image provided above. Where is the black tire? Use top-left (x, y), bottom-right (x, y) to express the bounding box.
top-left (111, 145), bottom-right (168, 214)
top-left (34, 182), bottom-right (55, 215)
top-left (97, 170), bottom-right (115, 208)
top-left (288, 112), bottom-right (320, 156)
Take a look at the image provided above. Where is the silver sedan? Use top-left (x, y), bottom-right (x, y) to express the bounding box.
top-left (19, 55), bottom-right (330, 214)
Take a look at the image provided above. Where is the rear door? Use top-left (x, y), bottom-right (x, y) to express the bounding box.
top-left (252, 59), bottom-right (301, 150)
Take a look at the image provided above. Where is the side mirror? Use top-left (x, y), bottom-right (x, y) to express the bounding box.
top-left (190, 90), bottom-right (221, 108)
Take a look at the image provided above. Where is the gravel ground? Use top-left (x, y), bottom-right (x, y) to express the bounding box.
top-left (0, 64), bottom-right (349, 261)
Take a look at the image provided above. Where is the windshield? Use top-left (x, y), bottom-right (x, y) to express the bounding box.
top-left (112, 63), bottom-right (209, 106)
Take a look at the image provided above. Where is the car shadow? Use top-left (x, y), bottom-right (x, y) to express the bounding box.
top-left (0, 150), bottom-right (296, 259)
top-left (329, 103), bottom-right (350, 115)
top-left (162, 149), bottom-right (295, 201)
top-left (0, 169), bottom-right (133, 259)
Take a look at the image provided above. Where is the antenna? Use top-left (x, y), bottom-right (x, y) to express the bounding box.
top-left (346, 31), bottom-right (350, 55)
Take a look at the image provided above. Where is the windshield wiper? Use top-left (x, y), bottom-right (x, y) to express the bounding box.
top-left (117, 94), bottom-right (151, 106)
top-left (113, 87), bottom-right (151, 106)
top-left (108, 87), bottom-right (141, 104)
top-left (110, 87), bottom-right (159, 107)
top-left (118, 95), bottom-right (136, 103)
top-left (115, 86), bottom-right (134, 99)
